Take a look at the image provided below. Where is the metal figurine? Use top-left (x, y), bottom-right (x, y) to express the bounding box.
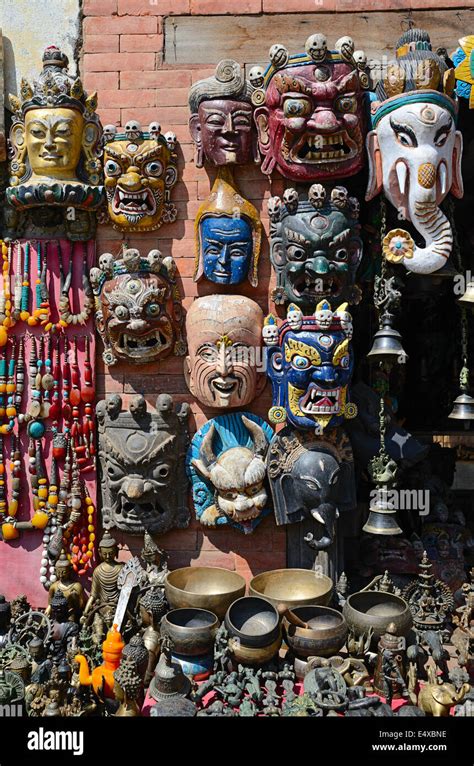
top-left (373, 623), bottom-right (408, 702)
top-left (96, 394), bottom-right (190, 535)
top-left (6, 46), bottom-right (103, 240)
top-left (103, 121), bottom-right (178, 232)
top-left (80, 531), bottom-right (124, 644)
top-left (90, 247), bottom-right (186, 368)
top-left (113, 656), bottom-right (142, 717)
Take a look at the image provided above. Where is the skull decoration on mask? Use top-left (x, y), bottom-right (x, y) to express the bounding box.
top-left (90, 246), bottom-right (186, 367)
top-left (103, 121), bottom-right (178, 232)
top-left (266, 425), bottom-right (356, 527)
top-left (252, 35), bottom-right (371, 181)
top-left (268, 186), bottom-right (362, 309)
top-left (366, 29), bottom-right (464, 274)
top-left (194, 167), bottom-right (262, 286)
top-left (7, 46), bottom-right (103, 239)
top-left (187, 413), bottom-right (273, 534)
top-left (189, 59), bottom-right (257, 168)
top-left (96, 394), bottom-right (190, 535)
top-left (184, 294), bottom-right (265, 409)
top-left (265, 301), bottom-right (357, 433)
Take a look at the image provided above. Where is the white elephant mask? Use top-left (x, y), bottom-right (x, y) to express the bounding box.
top-left (366, 92), bottom-right (463, 274)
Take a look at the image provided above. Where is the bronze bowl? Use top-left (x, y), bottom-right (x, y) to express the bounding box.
top-left (249, 569), bottom-right (333, 610)
top-left (283, 606), bottom-right (348, 659)
top-left (160, 608), bottom-right (219, 656)
top-left (343, 590), bottom-right (413, 642)
top-left (225, 597), bottom-right (280, 648)
top-left (165, 567), bottom-right (246, 621)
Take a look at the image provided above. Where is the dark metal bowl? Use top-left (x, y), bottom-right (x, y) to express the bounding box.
top-left (165, 567), bottom-right (246, 620)
top-left (283, 606), bottom-right (348, 659)
top-left (225, 596), bottom-right (280, 648)
top-left (249, 569), bottom-right (333, 609)
top-left (160, 608), bottom-right (219, 656)
top-left (343, 591), bottom-right (412, 642)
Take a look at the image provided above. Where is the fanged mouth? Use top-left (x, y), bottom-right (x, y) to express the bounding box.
top-left (291, 131), bottom-right (358, 164)
top-left (118, 329), bottom-right (171, 357)
top-left (292, 274), bottom-right (341, 299)
top-left (111, 187), bottom-right (157, 218)
top-left (120, 500), bottom-right (162, 522)
top-left (300, 385), bottom-right (341, 414)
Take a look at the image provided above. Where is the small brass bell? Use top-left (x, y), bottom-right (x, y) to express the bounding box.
top-left (367, 315), bottom-right (408, 364)
top-left (458, 281), bottom-right (474, 309)
top-left (362, 488), bottom-right (403, 536)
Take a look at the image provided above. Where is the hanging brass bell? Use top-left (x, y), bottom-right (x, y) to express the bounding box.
top-left (448, 391), bottom-right (474, 421)
top-left (367, 315), bottom-right (408, 364)
top-left (362, 488), bottom-right (403, 536)
top-left (458, 281), bottom-right (474, 308)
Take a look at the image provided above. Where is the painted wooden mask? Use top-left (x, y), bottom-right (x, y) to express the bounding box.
top-left (103, 121), bottom-right (178, 232)
top-left (267, 184), bottom-right (362, 309)
top-left (7, 46), bottom-right (103, 239)
top-left (187, 413), bottom-right (273, 534)
top-left (96, 394), bottom-right (190, 535)
top-left (264, 301), bottom-right (357, 433)
top-left (184, 294), bottom-right (265, 409)
top-left (252, 35), bottom-right (371, 181)
top-left (189, 60), bottom-right (257, 168)
top-left (194, 168), bottom-right (261, 286)
top-left (90, 247), bottom-right (186, 367)
top-left (366, 29), bottom-right (463, 274)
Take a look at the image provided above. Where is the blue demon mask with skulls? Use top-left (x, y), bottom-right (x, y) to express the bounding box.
top-left (264, 301), bottom-right (357, 433)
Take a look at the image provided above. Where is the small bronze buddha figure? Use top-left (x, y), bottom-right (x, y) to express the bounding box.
top-left (138, 587), bottom-right (167, 686)
top-left (0, 595), bottom-right (11, 650)
top-left (45, 552), bottom-right (85, 623)
top-left (140, 532), bottom-right (169, 590)
top-left (81, 531), bottom-right (123, 644)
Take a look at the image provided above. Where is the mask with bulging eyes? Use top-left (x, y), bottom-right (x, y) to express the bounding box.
top-left (97, 395), bottom-right (190, 535)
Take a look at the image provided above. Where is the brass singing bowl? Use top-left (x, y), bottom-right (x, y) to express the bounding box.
top-left (343, 590), bottom-right (413, 642)
top-left (249, 569), bottom-right (333, 610)
top-left (225, 596), bottom-right (281, 648)
top-left (160, 608), bottom-right (219, 657)
top-left (283, 606), bottom-right (348, 659)
top-left (165, 567), bottom-right (246, 621)
top-left (228, 635), bottom-right (282, 666)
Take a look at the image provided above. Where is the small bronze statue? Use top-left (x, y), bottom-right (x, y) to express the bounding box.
top-left (81, 531), bottom-right (124, 644)
top-left (138, 587), bottom-right (167, 686)
top-left (140, 532), bottom-right (168, 590)
top-left (113, 656), bottom-right (142, 717)
top-left (45, 552), bottom-right (85, 623)
top-left (373, 623), bottom-right (408, 703)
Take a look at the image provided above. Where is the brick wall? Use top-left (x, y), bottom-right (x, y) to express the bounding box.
top-left (81, 0), bottom-right (470, 581)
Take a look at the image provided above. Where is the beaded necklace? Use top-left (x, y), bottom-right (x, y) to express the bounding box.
top-left (59, 244), bottom-right (94, 327)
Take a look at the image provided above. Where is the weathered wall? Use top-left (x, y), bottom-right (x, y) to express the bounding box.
top-left (0, 0), bottom-right (81, 97)
top-left (80, 0), bottom-right (474, 584)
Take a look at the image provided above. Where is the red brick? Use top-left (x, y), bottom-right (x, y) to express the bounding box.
top-left (84, 15), bottom-right (157, 35)
top-left (97, 108), bottom-right (121, 124)
top-left (83, 34), bottom-right (119, 53)
top-left (154, 87), bottom-right (189, 107)
top-left (158, 529), bottom-right (198, 549)
top-left (191, 0), bottom-right (261, 11)
top-left (120, 33), bottom-right (163, 52)
top-left (83, 0), bottom-right (117, 13)
top-left (98, 89), bottom-right (156, 107)
top-left (264, 0), bottom-right (334, 7)
top-left (121, 105), bottom-right (188, 124)
top-left (84, 71), bottom-right (119, 91)
top-left (118, 0), bottom-right (190, 14)
top-left (120, 69), bottom-right (192, 89)
top-left (84, 52), bottom-right (156, 72)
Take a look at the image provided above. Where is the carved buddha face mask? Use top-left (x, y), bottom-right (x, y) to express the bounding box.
top-left (366, 29), bottom-right (463, 274)
top-left (187, 413), bottom-right (273, 534)
top-left (103, 122), bottom-right (178, 232)
top-left (96, 394), bottom-right (190, 535)
top-left (90, 247), bottom-right (186, 367)
top-left (7, 46), bottom-right (103, 237)
top-left (268, 185), bottom-right (362, 309)
top-left (265, 301), bottom-right (357, 433)
top-left (189, 60), bottom-right (257, 168)
top-left (194, 168), bottom-right (262, 286)
top-left (185, 294), bottom-right (265, 409)
top-left (252, 35), bottom-right (371, 181)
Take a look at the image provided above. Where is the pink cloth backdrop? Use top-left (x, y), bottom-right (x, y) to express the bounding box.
top-left (0, 238), bottom-right (96, 607)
